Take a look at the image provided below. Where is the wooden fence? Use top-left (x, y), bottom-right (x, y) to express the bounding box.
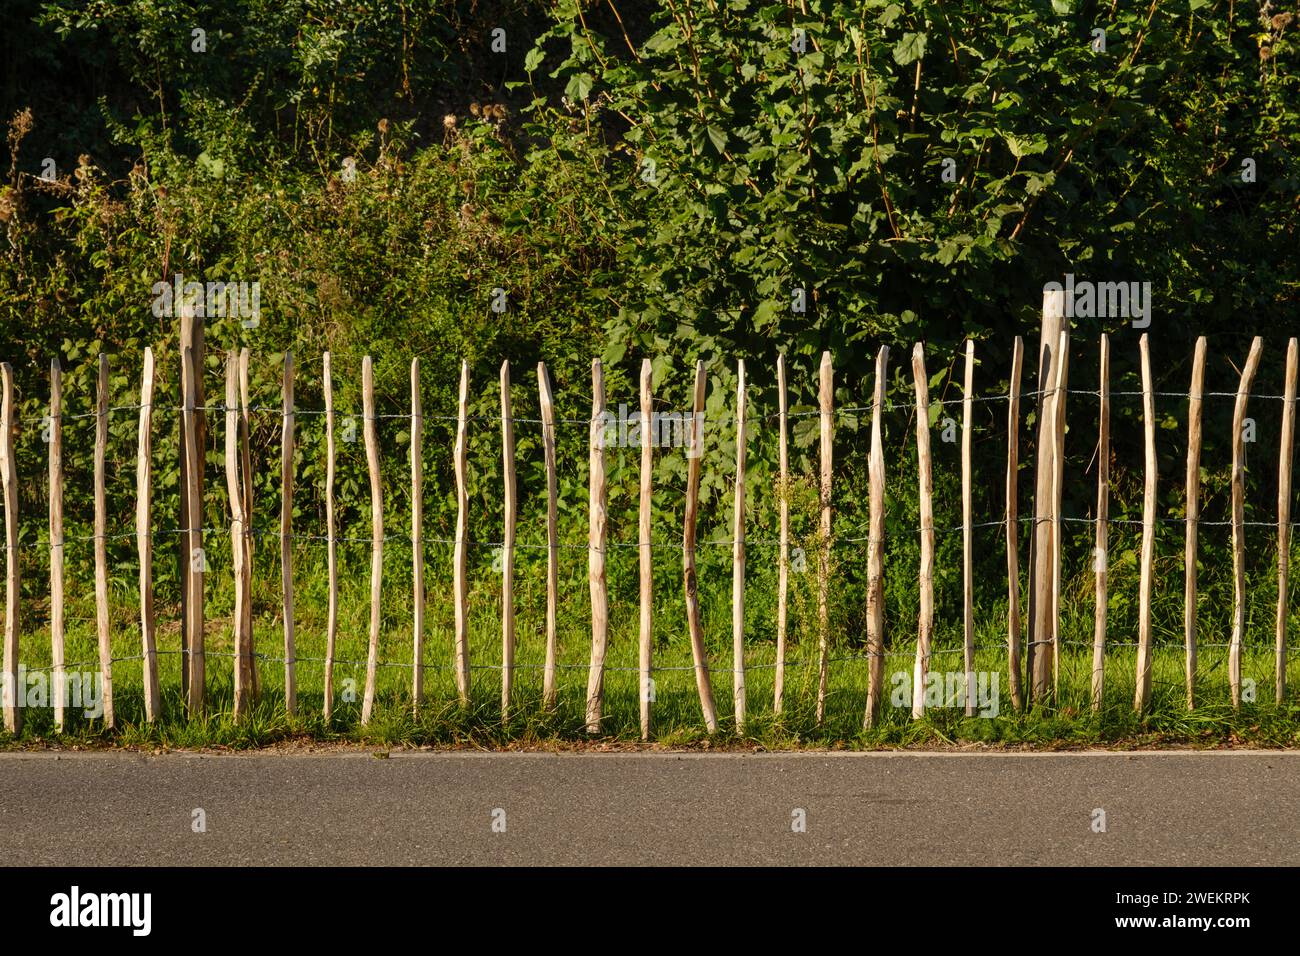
top-left (1, 305), bottom-right (1298, 737)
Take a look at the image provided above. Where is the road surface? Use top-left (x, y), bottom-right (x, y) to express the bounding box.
top-left (1, 750), bottom-right (1295, 865)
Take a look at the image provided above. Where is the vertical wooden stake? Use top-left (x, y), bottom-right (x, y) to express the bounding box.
top-left (238, 348), bottom-right (256, 700)
top-left (1005, 337), bottom-right (1024, 712)
top-left (912, 343), bottom-right (934, 719)
top-left (361, 356), bottom-right (383, 724)
top-left (412, 358), bottom-right (425, 711)
top-left (1028, 290), bottom-right (1066, 704)
top-left (182, 345), bottom-right (205, 714)
top-left (683, 361), bottom-right (718, 732)
top-left (1050, 330), bottom-right (1069, 700)
top-left (280, 352), bottom-right (296, 715)
top-left (1, 364), bottom-right (19, 734)
top-left (500, 360), bottom-right (517, 723)
top-left (961, 340), bottom-right (976, 715)
top-left (733, 360), bottom-right (748, 733)
top-left (1091, 334), bottom-right (1111, 712)
top-left (1277, 339), bottom-right (1298, 704)
top-left (864, 346), bottom-right (889, 727)
top-left (815, 351), bottom-right (833, 725)
top-left (1134, 334), bottom-right (1159, 712)
top-left (1184, 337), bottom-right (1207, 710)
top-left (586, 359), bottom-right (609, 733)
top-left (94, 353), bottom-right (115, 729)
top-left (774, 354), bottom-right (790, 716)
top-left (225, 352), bottom-right (249, 720)
top-left (453, 360), bottom-right (471, 705)
top-left (49, 359), bottom-right (65, 731)
top-left (538, 362), bottom-right (559, 710)
top-left (322, 352), bottom-right (338, 720)
top-left (638, 359), bottom-right (654, 740)
top-left (1229, 337), bottom-right (1264, 709)
top-left (136, 350), bottom-right (159, 723)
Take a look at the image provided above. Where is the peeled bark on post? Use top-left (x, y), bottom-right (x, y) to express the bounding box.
top-left (1184, 337), bottom-right (1207, 710)
top-left (1, 364), bottom-right (19, 734)
top-left (499, 360), bottom-right (517, 722)
top-left (1133, 334), bottom-right (1159, 712)
top-left (733, 360), bottom-right (748, 733)
top-left (411, 358), bottom-right (425, 711)
top-left (961, 340), bottom-right (975, 715)
top-left (638, 359), bottom-right (654, 740)
top-left (280, 352), bottom-right (296, 715)
top-left (1277, 339), bottom-right (1298, 704)
top-left (1229, 337), bottom-right (1264, 709)
top-left (774, 354), bottom-right (789, 716)
top-left (178, 312), bottom-right (204, 701)
top-left (586, 359), bottom-right (609, 732)
top-left (322, 352), bottom-right (338, 720)
top-left (1027, 291), bottom-right (1065, 705)
top-left (538, 362), bottom-right (559, 710)
top-left (361, 356), bottom-right (383, 725)
top-left (49, 359), bottom-right (66, 730)
top-left (864, 346), bottom-right (889, 727)
top-left (1005, 337), bottom-right (1024, 712)
top-left (453, 360), bottom-right (471, 704)
top-left (912, 344), bottom-right (934, 719)
top-left (1091, 334), bottom-right (1110, 712)
top-left (182, 346), bottom-right (205, 715)
top-left (815, 351), bottom-right (833, 725)
top-left (94, 354), bottom-right (115, 729)
top-left (225, 352), bottom-right (250, 719)
top-left (683, 361), bottom-right (718, 732)
top-left (1050, 330), bottom-right (1070, 700)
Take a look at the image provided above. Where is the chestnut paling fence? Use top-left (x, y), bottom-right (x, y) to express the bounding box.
top-left (0, 323), bottom-right (1298, 739)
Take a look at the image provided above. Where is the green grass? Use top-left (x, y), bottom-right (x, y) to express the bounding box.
top-left (3, 538), bottom-right (1300, 751)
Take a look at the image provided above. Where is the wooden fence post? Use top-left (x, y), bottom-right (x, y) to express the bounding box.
top-left (538, 362), bottom-right (559, 710)
top-left (1277, 338), bottom-right (1298, 703)
top-left (912, 343), bottom-right (934, 719)
top-left (864, 345), bottom-right (889, 727)
top-left (361, 356), bottom-right (383, 725)
top-left (1091, 334), bottom-right (1110, 712)
top-left (1134, 333), bottom-right (1158, 712)
top-left (1229, 337), bottom-right (1264, 708)
top-left (238, 348), bottom-right (257, 699)
top-left (733, 360), bottom-right (748, 733)
top-left (500, 360), bottom-right (517, 722)
top-left (411, 358), bottom-right (425, 711)
top-left (1006, 336), bottom-right (1024, 711)
top-left (961, 339), bottom-right (975, 715)
top-left (1028, 290), bottom-right (1066, 704)
top-left (323, 352), bottom-right (338, 720)
top-left (182, 345), bottom-right (205, 714)
top-left (683, 361), bottom-right (718, 732)
top-left (225, 352), bottom-right (250, 719)
top-left (1, 364), bottom-right (19, 734)
top-left (1050, 329), bottom-right (1069, 700)
top-left (136, 351), bottom-right (159, 723)
top-left (49, 359), bottom-right (65, 730)
top-left (453, 360), bottom-right (470, 705)
top-left (774, 354), bottom-right (789, 716)
top-left (638, 358), bottom-right (654, 740)
top-left (586, 359), bottom-right (608, 732)
top-left (281, 352), bottom-right (296, 715)
top-left (815, 351), bottom-right (832, 725)
top-left (1184, 337), bottom-right (1207, 709)
top-left (94, 353), bottom-right (115, 729)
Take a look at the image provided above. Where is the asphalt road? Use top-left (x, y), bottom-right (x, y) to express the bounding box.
top-left (1, 751), bottom-right (1296, 866)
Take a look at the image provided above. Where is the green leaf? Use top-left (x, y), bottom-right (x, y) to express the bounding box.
top-left (893, 32), bottom-right (926, 66)
top-left (524, 47), bottom-right (545, 73)
top-left (706, 125), bottom-right (728, 154)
